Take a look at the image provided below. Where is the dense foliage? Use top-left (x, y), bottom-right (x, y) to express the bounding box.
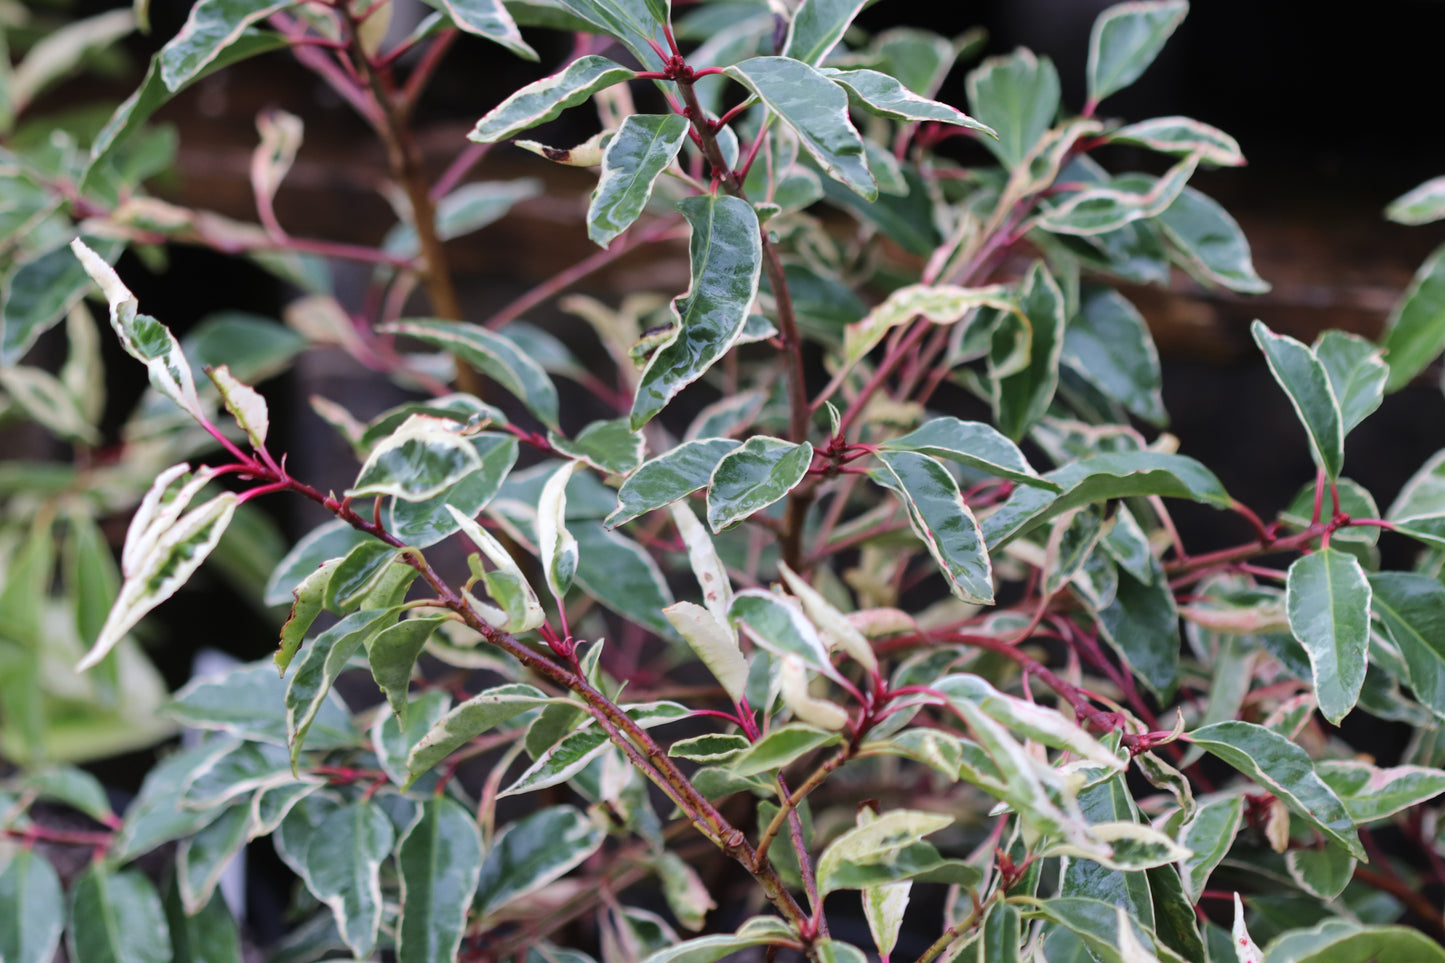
top-left (5, 0), bottom-right (1445, 960)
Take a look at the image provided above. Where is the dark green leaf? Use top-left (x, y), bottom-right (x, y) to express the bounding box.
top-left (631, 194), bottom-right (762, 428)
top-left (1062, 287), bottom-right (1166, 425)
top-left (164, 880), bottom-right (243, 963)
top-left (1085, 0), bottom-right (1189, 105)
top-left (348, 416), bottom-right (484, 501)
top-left (0, 849), bottom-right (64, 963)
top-left (3, 238), bottom-right (120, 365)
top-left (397, 797), bottom-right (484, 963)
top-left (782, 0), bottom-right (865, 64)
top-left (303, 800), bottom-right (394, 959)
top-left (1313, 330), bottom-right (1387, 434)
top-left (1368, 572), bottom-right (1445, 721)
top-left (822, 67), bottom-right (994, 134)
top-left (1253, 320), bottom-right (1344, 479)
top-left (1380, 243), bottom-right (1445, 391)
top-left (1286, 549), bottom-right (1371, 724)
top-left (989, 261), bottom-right (1066, 440)
top-left (384, 319), bottom-right (560, 427)
top-left (607, 438), bottom-right (740, 526)
top-left (588, 113), bottom-right (689, 248)
top-left (367, 614), bottom-right (450, 724)
top-left (475, 806), bottom-right (605, 917)
top-left (68, 866), bottom-right (170, 963)
top-left (1316, 758), bottom-right (1445, 823)
top-left (706, 436), bottom-right (813, 532)
top-left (286, 609), bottom-right (398, 768)
top-left (1093, 557), bottom-right (1180, 699)
top-left (872, 450), bottom-right (994, 604)
top-left (547, 0), bottom-right (666, 70)
top-left (573, 521), bottom-right (678, 638)
top-left (880, 417), bottom-right (1057, 490)
top-left (419, 0), bottom-right (535, 58)
top-left (469, 56), bottom-right (637, 143)
top-left (1154, 185), bottom-right (1269, 294)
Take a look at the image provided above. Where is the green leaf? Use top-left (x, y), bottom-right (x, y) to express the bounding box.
top-left (588, 113), bottom-right (690, 248)
top-left (1253, 321), bottom-right (1344, 478)
top-left (164, 881), bottom-right (243, 963)
top-left (397, 797), bottom-right (484, 963)
top-left (304, 800), bottom-right (394, 959)
top-left (325, 541), bottom-right (402, 612)
top-left (1027, 897), bottom-right (1180, 963)
top-left (665, 601), bottom-right (750, 703)
top-left (782, 0), bottom-right (865, 64)
top-left (389, 433), bottom-right (519, 548)
top-left (989, 261), bottom-right (1066, 440)
top-left (110, 744), bottom-right (228, 862)
top-left (725, 57), bottom-right (875, 199)
top-left (730, 723), bottom-right (842, 777)
top-left (1261, 919), bottom-right (1445, 963)
top-left (170, 660), bottom-right (357, 748)
top-left (3, 239), bottom-right (120, 366)
top-left (286, 608), bottom-right (398, 768)
top-left (841, 282), bottom-right (1015, 369)
top-left (550, 418), bottom-right (645, 476)
top-left (384, 318), bottom-right (561, 427)
top-left (1386, 449), bottom-right (1445, 548)
top-left (406, 683), bottom-right (552, 780)
top-left (0, 849), bottom-right (64, 963)
top-left (157, 0), bottom-right (293, 90)
top-left (1286, 548), bottom-right (1371, 725)
top-left (469, 56), bottom-right (637, 143)
top-left (1186, 720), bottom-right (1362, 859)
top-left (419, 0), bottom-right (536, 59)
top-left (537, 459), bottom-right (582, 600)
top-left (1286, 843), bottom-right (1356, 901)
top-left (1315, 758), bottom-right (1445, 823)
top-left (346, 414), bottom-right (485, 502)
top-left (1062, 287), bottom-right (1166, 424)
top-left (475, 806), bottom-right (605, 917)
top-left (548, 0), bottom-right (666, 70)
top-left (706, 436), bottom-right (813, 532)
top-left (22, 767), bottom-right (114, 825)
top-left (572, 522), bottom-right (677, 638)
top-left (1107, 115), bottom-right (1244, 166)
top-left (1313, 330), bottom-right (1387, 434)
top-left (607, 438), bottom-right (740, 526)
top-left (822, 67), bottom-right (995, 134)
top-left (934, 674), bottom-right (1124, 770)
top-left (631, 194), bottom-right (762, 429)
top-left (730, 589), bottom-right (833, 675)
top-left (1086, 0), bottom-right (1189, 105)
top-left (0, 365), bottom-right (98, 444)
top-left (68, 866), bottom-right (170, 963)
top-left (815, 809), bottom-right (953, 896)
top-left (965, 49), bottom-right (1060, 169)
top-left (367, 614), bottom-right (449, 724)
top-left (263, 519), bottom-right (372, 606)
top-left (1386, 176), bottom-right (1445, 227)
top-left (638, 917), bottom-right (799, 963)
top-left (1038, 155), bottom-right (1198, 237)
top-left (880, 417), bottom-right (1057, 490)
top-left (177, 804), bottom-right (250, 913)
top-left (1368, 572), bottom-right (1445, 720)
top-left (872, 450), bottom-right (994, 604)
top-left (668, 732), bottom-right (751, 763)
top-left (979, 901), bottom-right (1024, 963)
top-left (1380, 243), bottom-right (1445, 391)
top-left (1058, 772), bottom-right (1154, 927)
top-left (1154, 185), bottom-right (1269, 293)
top-left (1176, 794), bottom-right (1243, 902)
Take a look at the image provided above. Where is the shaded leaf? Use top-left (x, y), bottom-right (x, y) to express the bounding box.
top-left (1380, 243), bottom-right (1445, 391)
top-left (304, 800), bottom-right (394, 959)
top-left (872, 450), bottom-right (994, 604)
top-left (0, 849), bottom-right (64, 963)
top-left (406, 683), bottom-right (552, 780)
top-left (397, 797), bottom-right (484, 963)
top-left (608, 439), bottom-right (740, 526)
top-left (68, 867), bottom-right (170, 963)
top-left (1062, 287), bottom-right (1166, 425)
top-left (475, 806), bottom-right (605, 917)
top-left (989, 261), bottom-right (1066, 440)
top-left (1155, 186), bottom-right (1269, 293)
top-left (706, 436), bottom-right (813, 532)
top-left (1107, 116), bottom-right (1244, 167)
top-left (880, 417), bottom-right (1057, 490)
top-left (1286, 548), bottom-right (1370, 725)
top-left (965, 48), bottom-right (1060, 169)
top-left (1386, 176), bottom-right (1445, 227)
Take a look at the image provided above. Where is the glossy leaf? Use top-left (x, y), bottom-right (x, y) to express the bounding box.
top-left (469, 56), bottom-right (637, 143)
top-left (1027, 897), bottom-right (1178, 963)
top-left (157, 0), bottom-right (292, 90)
top-left (665, 601), bottom-right (749, 702)
top-left (0, 849), bottom-right (64, 963)
top-left (1286, 843), bottom-right (1356, 901)
top-left (822, 67), bottom-right (994, 133)
top-left (706, 436), bottom-right (812, 532)
top-left (730, 589), bottom-right (834, 675)
top-left (1379, 243), bottom-right (1445, 391)
top-left (1369, 572), bottom-right (1445, 720)
top-left (1313, 329), bottom-right (1387, 434)
top-left (731, 723), bottom-right (842, 777)
top-left (872, 450), bottom-right (994, 604)
top-left (588, 113), bottom-right (689, 248)
top-left (1186, 721), bottom-right (1362, 858)
top-left (419, 0), bottom-right (535, 59)
top-left (1386, 449), bottom-right (1445, 548)
top-left (383, 319), bottom-right (561, 427)
top-left (286, 608), bottom-right (398, 768)
top-left (68, 866), bottom-right (170, 963)
top-left (1038, 155), bottom-right (1197, 237)
top-left (304, 800), bottom-right (394, 959)
top-left (880, 417), bottom-right (1057, 490)
top-left (1063, 287), bottom-right (1167, 425)
top-left (990, 261), bottom-right (1067, 440)
top-left (475, 805), bottom-right (605, 917)
top-left (397, 797), bottom-right (484, 963)
top-left (406, 683), bottom-right (552, 780)
top-left (842, 282), bottom-right (1015, 368)
top-left (1086, 1), bottom-right (1189, 105)
top-left (815, 809), bottom-right (953, 896)
top-left (367, 614), bottom-right (450, 724)
top-left (638, 917), bottom-right (798, 963)
top-left (1315, 758), bottom-right (1445, 823)
top-left (170, 660), bottom-right (356, 748)
top-left (388, 433), bottom-right (519, 547)
top-left (572, 522), bottom-right (677, 638)
top-left (782, 0), bottom-right (865, 64)
top-left (935, 674), bottom-right (1124, 770)
top-left (725, 57), bottom-right (875, 199)
top-left (966, 48), bottom-right (1060, 169)
top-left (1155, 185), bottom-right (1269, 293)
top-left (1386, 176), bottom-right (1445, 226)
top-left (263, 519), bottom-right (372, 606)
top-left (1107, 115), bottom-right (1244, 166)
top-left (548, 0), bottom-right (666, 70)
top-left (1253, 321), bottom-right (1344, 478)
top-left (608, 439), bottom-right (739, 526)
top-left (631, 194), bottom-right (762, 428)
top-left (1286, 548), bottom-right (1370, 724)
top-left (538, 459), bottom-right (582, 601)
top-left (550, 417), bottom-right (645, 475)
top-left (1261, 920), bottom-right (1445, 963)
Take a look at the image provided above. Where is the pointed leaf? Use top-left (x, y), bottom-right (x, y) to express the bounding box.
top-left (538, 459), bottom-right (582, 600)
top-left (171, 660), bottom-right (356, 748)
top-left (1155, 186), bottom-right (1269, 293)
top-left (1086, 1), bottom-right (1189, 105)
top-left (367, 614), bottom-right (450, 723)
top-left (731, 723), bottom-right (842, 777)
top-left (706, 436), bottom-right (812, 532)
top-left (164, 880), bottom-right (242, 963)
top-left (573, 521), bottom-right (677, 638)
top-left (665, 601), bottom-right (750, 702)
top-left (965, 49), bottom-right (1060, 169)
top-left (842, 282), bottom-right (1014, 368)
top-left (1185, 721), bottom-right (1362, 859)
top-left (872, 450), bottom-right (994, 604)
top-left (1386, 176), bottom-right (1445, 227)
top-left (822, 67), bottom-right (994, 133)
top-left (550, 417), bottom-right (645, 476)
top-left (1369, 571), bottom-right (1445, 720)
top-left (419, 0), bottom-right (535, 59)
top-left (588, 113), bottom-right (690, 248)
top-left (68, 866), bottom-right (170, 963)
top-left (1107, 116), bottom-right (1244, 166)
top-left (1261, 920), bottom-right (1445, 963)
top-left (990, 262), bottom-right (1066, 440)
top-left (286, 608), bottom-right (398, 768)
top-left (608, 439), bottom-right (740, 526)
top-left (0, 849), bottom-right (64, 963)
top-left (1380, 243), bottom-right (1445, 391)
top-left (383, 318), bottom-right (560, 427)
top-left (725, 57), bottom-right (875, 199)
top-left (1176, 795), bottom-right (1243, 903)
top-left (1286, 548), bottom-right (1370, 725)
top-left (1063, 287), bottom-right (1166, 425)
top-left (638, 917), bottom-right (798, 963)
top-left (782, 0), bottom-right (865, 64)
top-left (469, 56), bottom-right (637, 143)
top-left (548, 0), bottom-right (666, 70)
top-left (730, 589), bottom-right (833, 675)
top-left (386, 432), bottom-right (518, 548)
top-left (304, 800), bottom-right (394, 959)
top-left (475, 806), bottom-right (605, 917)
top-left (397, 797), bottom-right (484, 963)
top-left (1315, 758), bottom-right (1445, 823)
top-left (816, 810), bottom-right (953, 896)
top-left (1253, 321), bottom-right (1344, 478)
top-left (880, 417), bottom-right (1057, 490)
top-left (631, 194), bottom-right (762, 428)
top-left (1313, 330), bottom-right (1386, 434)
top-left (406, 683), bottom-right (552, 779)
top-left (1038, 155), bottom-right (1198, 237)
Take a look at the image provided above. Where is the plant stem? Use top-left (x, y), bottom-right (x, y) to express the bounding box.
top-left (755, 748), bottom-right (850, 870)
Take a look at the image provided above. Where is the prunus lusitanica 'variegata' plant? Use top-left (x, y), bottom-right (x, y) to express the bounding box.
top-left (6, 0), bottom-right (1445, 959)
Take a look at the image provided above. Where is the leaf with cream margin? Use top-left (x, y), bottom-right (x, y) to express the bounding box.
top-left (446, 505), bottom-right (544, 633)
top-left (664, 602), bottom-right (749, 703)
top-left (842, 283), bottom-right (1015, 369)
top-left (537, 460), bottom-right (583, 602)
top-left (779, 655), bottom-right (849, 730)
top-left (348, 414), bottom-right (482, 502)
top-left (469, 56), bottom-right (636, 143)
top-left (777, 563), bottom-right (876, 672)
top-left (207, 364), bottom-right (268, 449)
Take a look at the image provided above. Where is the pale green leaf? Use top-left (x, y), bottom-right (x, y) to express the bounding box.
top-left (347, 414), bottom-right (482, 501)
top-left (469, 56), bottom-right (637, 143)
top-left (779, 655), bottom-right (849, 730)
top-left (1086, 0), bottom-right (1189, 105)
top-left (815, 809), bottom-right (953, 896)
top-left (670, 500), bottom-right (733, 631)
top-left (406, 683), bottom-right (552, 780)
top-left (177, 804), bottom-right (250, 913)
top-left (538, 459), bottom-right (582, 601)
top-left (158, 0), bottom-right (293, 90)
top-left (207, 364), bottom-right (268, 449)
top-left (782, 0), bottom-right (865, 64)
top-left (730, 722), bottom-right (841, 777)
top-left (1285, 843), bottom-right (1356, 901)
top-left (1316, 758), bottom-right (1445, 823)
top-left (588, 113), bottom-right (689, 248)
top-left (388, 433), bottom-right (518, 548)
top-left (0, 365), bottom-right (98, 444)
top-left (286, 608), bottom-right (398, 768)
top-left (367, 614), bottom-right (449, 724)
top-left (1312, 330), bottom-right (1386, 434)
top-left (1176, 795), bottom-right (1242, 902)
top-left (1038, 155), bottom-right (1197, 237)
top-left (730, 589), bottom-right (833, 675)
top-left (547, 0), bottom-right (666, 70)
top-left (1063, 287), bottom-right (1166, 425)
top-left (1386, 176), bottom-right (1445, 227)
top-left (1286, 549), bottom-right (1370, 724)
top-left (638, 916), bottom-right (798, 963)
top-left (872, 450), bottom-right (994, 604)
top-left (822, 66), bottom-right (994, 134)
top-left (1261, 919), bottom-right (1445, 963)
top-left (880, 416), bottom-right (1058, 490)
top-left (706, 436), bottom-right (812, 532)
top-left (1155, 185), bottom-right (1269, 293)
top-left (631, 194), bottom-right (762, 429)
top-left (419, 0), bottom-right (535, 58)
top-left (550, 417), bottom-right (644, 476)
top-left (841, 281), bottom-right (1014, 369)
top-left (0, 849), bottom-right (64, 963)
top-left (1107, 115), bottom-right (1244, 166)
top-left (965, 48), bottom-right (1060, 169)
top-left (1369, 572), bottom-right (1445, 720)
top-left (664, 601), bottom-right (749, 702)
top-left (989, 261), bottom-right (1066, 440)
